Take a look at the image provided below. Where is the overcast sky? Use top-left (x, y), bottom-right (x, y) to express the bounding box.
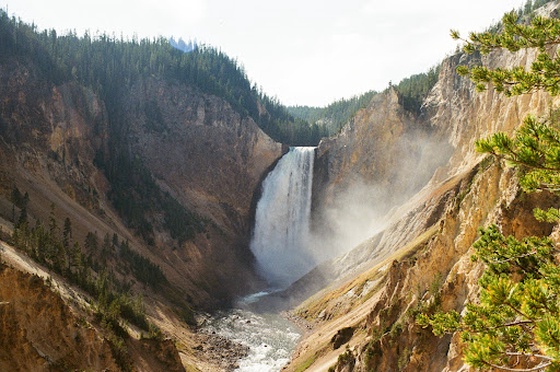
top-left (2, 0), bottom-right (526, 106)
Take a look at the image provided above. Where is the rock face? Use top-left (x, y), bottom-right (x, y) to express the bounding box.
top-left (309, 87), bottom-right (452, 263)
top-left (286, 6), bottom-right (560, 371)
top-left (0, 265), bottom-right (119, 371)
top-left (0, 56), bottom-right (283, 309)
top-left (0, 53), bottom-right (282, 370)
top-left (123, 78), bottom-right (282, 236)
top-left (314, 87), bottom-right (450, 212)
top-left (0, 262), bottom-right (187, 371)
top-left (118, 78), bottom-right (284, 306)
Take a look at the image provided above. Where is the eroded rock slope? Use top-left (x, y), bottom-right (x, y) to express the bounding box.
top-left (286, 8), bottom-right (560, 370)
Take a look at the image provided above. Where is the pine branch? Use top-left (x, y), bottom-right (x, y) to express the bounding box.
top-left (501, 320), bottom-right (535, 328)
top-left (488, 251), bottom-right (538, 265)
top-left (483, 356), bottom-right (552, 372)
top-left (506, 303), bottom-right (534, 326)
top-left (504, 352), bottom-right (554, 362)
top-left (535, 184), bottom-right (560, 192)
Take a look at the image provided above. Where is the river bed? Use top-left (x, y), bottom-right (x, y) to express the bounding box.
top-left (201, 296), bottom-right (301, 371)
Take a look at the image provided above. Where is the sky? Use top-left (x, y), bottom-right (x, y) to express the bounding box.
top-left (1, 0), bottom-right (527, 107)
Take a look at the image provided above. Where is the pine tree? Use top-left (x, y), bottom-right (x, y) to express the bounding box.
top-left (417, 224), bottom-right (560, 370)
top-left (63, 217), bottom-right (72, 250)
top-left (451, 10), bottom-right (560, 96)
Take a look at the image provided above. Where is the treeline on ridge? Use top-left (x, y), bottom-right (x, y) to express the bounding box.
top-left (288, 91), bottom-right (377, 135)
top-left (0, 8), bottom-right (325, 146)
top-left (394, 65), bottom-right (440, 115)
top-left (289, 65), bottom-right (441, 134)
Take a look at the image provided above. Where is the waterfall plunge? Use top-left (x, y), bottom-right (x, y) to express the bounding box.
top-left (250, 147), bottom-right (316, 289)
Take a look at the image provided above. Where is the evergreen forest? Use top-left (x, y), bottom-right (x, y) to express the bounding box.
top-left (0, 8), bottom-right (326, 147)
top-left (7, 187), bottom-right (172, 370)
top-left (288, 66), bottom-right (440, 135)
top-left (288, 91), bottom-right (377, 135)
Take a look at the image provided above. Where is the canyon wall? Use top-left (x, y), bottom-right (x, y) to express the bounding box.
top-left (0, 53), bottom-right (282, 370)
top-left (287, 5), bottom-right (560, 370)
top-left (0, 56), bottom-right (283, 309)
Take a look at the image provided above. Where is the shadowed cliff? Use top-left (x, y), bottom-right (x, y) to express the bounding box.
top-left (0, 15), bottom-right (290, 370)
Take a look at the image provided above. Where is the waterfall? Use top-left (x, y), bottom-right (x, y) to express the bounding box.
top-left (250, 146), bottom-right (316, 289)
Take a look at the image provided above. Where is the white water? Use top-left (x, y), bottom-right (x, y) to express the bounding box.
top-left (250, 146), bottom-right (316, 289)
top-left (203, 148), bottom-right (314, 371)
top-left (203, 305), bottom-right (301, 372)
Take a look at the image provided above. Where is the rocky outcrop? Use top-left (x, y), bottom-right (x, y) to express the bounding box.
top-left (425, 48), bottom-right (551, 181)
top-left (124, 78), bottom-right (282, 236)
top-left (0, 265), bottom-right (119, 371)
top-left (0, 260), bottom-right (188, 372)
top-left (309, 87), bottom-right (452, 263)
top-left (314, 87), bottom-right (450, 212)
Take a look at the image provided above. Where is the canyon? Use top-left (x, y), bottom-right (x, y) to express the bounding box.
top-left (1, 2), bottom-right (560, 371)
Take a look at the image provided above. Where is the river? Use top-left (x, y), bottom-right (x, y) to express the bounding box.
top-left (202, 147), bottom-right (315, 371)
top-left (202, 292), bottom-right (302, 371)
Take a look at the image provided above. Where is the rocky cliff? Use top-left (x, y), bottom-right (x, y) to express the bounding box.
top-left (0, 247), bottom-right (189, 372)
top-left (118, 76), bottom-right (284, 305)
top-left (313, 87), bottom-right (449, 213)
top-left (0, 55), bottom-right (283, 307)
top-left (286, 4), bottom-right (560, 371)
top-left (0, 49), bottom-right (283, 370)
top-left (302, 87), bottom-right (452, 280)
top-left (0, 264), bottom-right (120, 371)
top-left (3, 3), bottom-right (560, 371)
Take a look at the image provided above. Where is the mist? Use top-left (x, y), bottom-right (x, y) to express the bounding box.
top-left (304, 128), bottom-right (453, 280)
top-left (308, 180), bottom-right (388, 264)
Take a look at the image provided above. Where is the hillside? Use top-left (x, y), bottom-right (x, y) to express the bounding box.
top-left (0, 8), bottom-right (291, 370)
top-left (288, 66), bottom-right (438, 138)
